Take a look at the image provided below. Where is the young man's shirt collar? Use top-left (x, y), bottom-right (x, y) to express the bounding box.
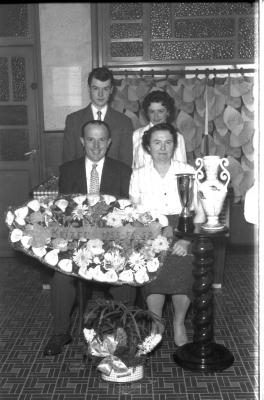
top-left (91, 104), bottom-right (108, 121)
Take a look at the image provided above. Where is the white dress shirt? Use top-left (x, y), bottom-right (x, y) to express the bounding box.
top-left (85, 157), bottom-right (105, 191)
top-left (91, 104), bottom-right (108, 121)
top-left (132, 123), bottom-right (187, 168)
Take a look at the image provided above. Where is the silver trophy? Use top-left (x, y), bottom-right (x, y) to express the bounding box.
top-left (175, 173), bottom-right (195, 233)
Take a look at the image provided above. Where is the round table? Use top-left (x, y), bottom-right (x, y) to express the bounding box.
top-left (173, 223), bottom-right (234, 372)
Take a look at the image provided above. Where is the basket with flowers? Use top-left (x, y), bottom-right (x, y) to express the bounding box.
top-left (5, 194), bottom-right (171, 286)
top-left (83, 299), bottom-right (163, 382)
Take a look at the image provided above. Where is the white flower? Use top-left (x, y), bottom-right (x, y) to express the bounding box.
top-left (5, 211), bottom-right (14, 226)
top-left (55, 199), bottom-right (68, 212)
top-left (102, 194), bottom-right (116, 205)
top-left (14, 206), bottom-right (28, 221)
top-left (151, 212), bottom-right (169, 227)
top-left (10, 228), bottom-right (23, 242)
top-left (44, 249), bottom-right (59, 266)
top-left (15, 217), bottom-right (26, 226)
top-left (58, 259), bottom-right (72, 273)
top-left (72, 204), bottom-right (89, 220)
top-left (92, 265), bottom-right (106, 282)
top-left (83, 328), bottom-right (96, 344)
top-left (117, 198), bottom-right (131, 209)
top-left (93, 256), bottom-right (101, 264)
top-left (78, 266), bottom-right (93, 280)
top-left (27, 199), bottom-right (40, 212)
top-left (122, 206), bottom-right (139, 222)
top-left (104, 269), bottom-right (119, 283)
top-left (136, 333), bottom-right (162, 356)
top-left (134, 267), bottom-right (149, 284)
top-left (103, 211), bottom-right (124, 227)
top-left (146, 258), bottom-right (159, 272)
top-left (86, 239), bottom-right (104, 255)
top-left (151, 235), bottom-right (169, 253)
top-left (87, 194), bottom-right (100, 206)
top-left (21, 235), bottom-right (33, 249)
top-left (32, 246), bottom-right (47, 257)
top-left (103, 251), bottom-right (126, 271)
top-left (128, 252), bottom-right (146, 270)
top-left (73, 248), bottom-right (92, 268)
top-left (118, 269), bottom-right (134, 283)
top-left (73, 195), bottom-right (87, 205)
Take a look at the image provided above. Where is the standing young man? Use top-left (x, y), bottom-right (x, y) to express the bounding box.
top-left (62, 67), bottom-right (133, 167)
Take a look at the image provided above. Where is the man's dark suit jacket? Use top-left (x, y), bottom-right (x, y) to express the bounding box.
top-left (59, 156), bottom-right (131, 199)
top-left (62, 104), bottom-right (134, 167)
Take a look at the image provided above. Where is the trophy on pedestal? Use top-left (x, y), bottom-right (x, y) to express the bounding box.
top-left (175, 173), bottom-right (195, 233)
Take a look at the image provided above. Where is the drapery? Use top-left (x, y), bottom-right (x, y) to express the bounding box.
top-left (111, 73), bottom-right (255, 202)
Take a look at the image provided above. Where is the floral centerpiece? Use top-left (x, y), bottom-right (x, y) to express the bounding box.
top-left (83, 299), bottom-right (162, 382)
top-left (5, 194), bottom-right (170, 286)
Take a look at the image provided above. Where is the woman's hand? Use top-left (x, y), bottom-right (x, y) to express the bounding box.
top-left (171, 239), bottom-right (190, 256)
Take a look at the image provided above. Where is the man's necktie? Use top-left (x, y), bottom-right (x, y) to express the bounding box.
top-left (89, 163), bottom-right (100, 194)
top-left (97, 110), bottom-right (102, 120)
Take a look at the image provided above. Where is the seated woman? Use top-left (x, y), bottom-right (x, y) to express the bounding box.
top-left (129, 122), bottom-right (204, 347)
top-left (133, 90), bottom-right (186, 168)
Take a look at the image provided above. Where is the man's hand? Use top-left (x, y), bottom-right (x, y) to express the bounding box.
top-left (171, 239), bottom-right (190, 256)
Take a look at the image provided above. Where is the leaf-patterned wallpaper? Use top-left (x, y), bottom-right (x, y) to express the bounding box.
top-left (111, 75), bottom-right (255, 202)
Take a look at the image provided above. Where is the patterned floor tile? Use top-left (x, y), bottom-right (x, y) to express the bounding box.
top-left (0, 248), bottom-right (258, 400)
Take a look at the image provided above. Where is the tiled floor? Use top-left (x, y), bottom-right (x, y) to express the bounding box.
top-left (0, 247), bottom-right (258, 400)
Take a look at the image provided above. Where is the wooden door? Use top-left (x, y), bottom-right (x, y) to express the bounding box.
top-left (0, 46), bottom-right (41, 255)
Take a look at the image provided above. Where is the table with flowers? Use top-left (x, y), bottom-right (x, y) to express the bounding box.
top-left (5, 193), bottom-right (172, 382)
top-left (5, 194), bottom-right (170, 287)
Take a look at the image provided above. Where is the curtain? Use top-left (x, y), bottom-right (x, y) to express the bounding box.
top-left (111, 74), bottom-right (255, 202)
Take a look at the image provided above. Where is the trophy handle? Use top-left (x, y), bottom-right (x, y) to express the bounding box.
top-left (195, 157), bottom-right (204, 184)
top-left (219, 158), bottom-right (230, 189)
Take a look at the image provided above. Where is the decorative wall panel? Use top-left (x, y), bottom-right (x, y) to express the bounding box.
top-left (111, 23), bottom-right (143, 39)
top-left (0, 129), bottom-right (29, 161)
top-left (0, 105), bottom-right (28, 125)
top-left (0, 4), bottom-right (29, 38)
top-left (111, 42), bottom-right (143, 58)
top-left (150, 40), bottom-right (234, 61)
top-left (0, 57), bottom-right (9, 101)
top-left (96, 2), bottom-right (257, 66)
top-left (110, 3), bottom-right (143, 20)
top-left (174, 18), bottom-right (234, 38)
top-left (150, 3), bottom-right (171, 39)
top-left (173, 2), bottom-right (255, 17)
top-left (11, 57), bottom-right (27, 101)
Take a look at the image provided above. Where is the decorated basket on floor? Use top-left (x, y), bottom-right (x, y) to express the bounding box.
top-left (5, 194), bottom-right (171, 286)
top-left (83, 299), bottom-right (163, 382)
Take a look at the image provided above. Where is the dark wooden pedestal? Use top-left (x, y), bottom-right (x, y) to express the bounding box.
top-left (173, 226), bottom-right (234, 372)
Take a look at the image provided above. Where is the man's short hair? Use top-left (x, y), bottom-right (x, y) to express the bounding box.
top-left (81, 120), bottom-right (111, 139)
top-left (88, 67), bottom-right (114, 87)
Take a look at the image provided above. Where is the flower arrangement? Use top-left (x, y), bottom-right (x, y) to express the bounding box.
top-left (83, 299), bottom-right (162, 382)
top-left (5, 194), bottom-right (170, 286)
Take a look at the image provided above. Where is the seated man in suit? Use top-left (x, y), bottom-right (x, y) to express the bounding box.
top-left (44, 120), bottom-right (136, 356)
top-left (62, 66), bottom-right (133, 167)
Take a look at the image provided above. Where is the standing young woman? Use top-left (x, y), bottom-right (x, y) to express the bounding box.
top-left (133, 91), bottom-right (186, 168)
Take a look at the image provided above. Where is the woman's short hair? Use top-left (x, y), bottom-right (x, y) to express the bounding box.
top-left (81, 120), bottom-right (111, 138)
top-left (142, 122), bottom-right (178, 154)
top-left (142, 90), bottom-right (175, 123)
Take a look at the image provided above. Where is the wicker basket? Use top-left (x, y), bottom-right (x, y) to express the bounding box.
top-left (101, 365), bottom-right (144, 383)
